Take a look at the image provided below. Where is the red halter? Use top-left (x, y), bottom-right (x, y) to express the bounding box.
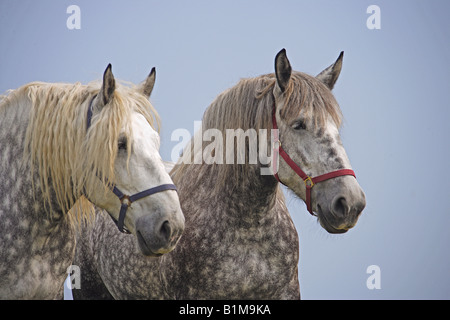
top-left (271, 104), bottom-right (356, 215)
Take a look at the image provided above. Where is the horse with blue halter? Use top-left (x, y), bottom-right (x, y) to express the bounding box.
top-left (0, 65), bottom-right (184, 299)
top-left (72, 49), bottom-right (365, 299)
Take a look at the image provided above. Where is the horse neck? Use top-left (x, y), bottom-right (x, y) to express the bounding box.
top-left (227, 166), bottom-right (278, 217)
top-left (181, 163), bottom-right (279, 225)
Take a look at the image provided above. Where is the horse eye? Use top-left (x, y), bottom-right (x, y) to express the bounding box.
top-left (292, 120), bottom-right (307, 130)
top-left (118, 137), bottom-right (127, 150)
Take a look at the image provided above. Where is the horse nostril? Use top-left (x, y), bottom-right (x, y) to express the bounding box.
top-left (331, 196), bottom-right (349, 217)
top-left (160, 220), bottom-right (171, 242)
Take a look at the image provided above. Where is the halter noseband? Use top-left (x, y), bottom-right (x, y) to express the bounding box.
top-left (271, 103), bottom-right (356, 215)
top-left (86, 94), bottom-right (177, 233)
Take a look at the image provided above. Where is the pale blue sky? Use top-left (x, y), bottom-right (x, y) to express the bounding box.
top-left (1, 0), bottom-right (449, 299)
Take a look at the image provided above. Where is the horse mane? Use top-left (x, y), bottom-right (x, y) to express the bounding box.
top-left (171, 71), bottom-right (342, 193)
top-left (1, 80), bottom-right (159, 225)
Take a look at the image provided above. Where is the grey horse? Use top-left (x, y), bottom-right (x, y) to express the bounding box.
top-left (0, 65), bottom-right (184, 299)
top-left (72, 49), bottom-right (365, 299)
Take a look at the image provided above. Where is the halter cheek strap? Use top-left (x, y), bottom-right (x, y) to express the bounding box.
top-left (86, 94), bottom-right (177, 233)
top-left (271, 104), bottom-right (356, 215)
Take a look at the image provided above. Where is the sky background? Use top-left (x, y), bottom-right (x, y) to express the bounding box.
top-left (1, 0), bottom-right (449, 300)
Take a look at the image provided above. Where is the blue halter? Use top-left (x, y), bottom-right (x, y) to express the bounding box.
top-left (86, 94), bottom-right (177, 233)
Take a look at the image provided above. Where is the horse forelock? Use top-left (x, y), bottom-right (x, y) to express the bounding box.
top-left (281, 72), bottom-right (342, 129)
top-left (11, 80), bottom-right (160, 225)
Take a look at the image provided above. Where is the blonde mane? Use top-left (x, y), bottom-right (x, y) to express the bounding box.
top-left (1, 80), bottom-right (159, 224)
top-left (171, 71), bottom-right (342, 191)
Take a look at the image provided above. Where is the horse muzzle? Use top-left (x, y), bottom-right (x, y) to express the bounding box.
top-left (134, 209), bottom-right (185, 256)
top-left (315, 182), bottom-right (366, 234)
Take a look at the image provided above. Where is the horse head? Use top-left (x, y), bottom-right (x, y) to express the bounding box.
top-left (272, 49), bottom-right (365, 233)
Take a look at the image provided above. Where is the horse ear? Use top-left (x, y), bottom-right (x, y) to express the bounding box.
top-left (99, 64), bottom-right (116, 106)
top-left (275, 49), bottom-right (292, 93)
top-left (139, 67), bottom-right (156, 98)
top-left (316, 51), bottom-right (344, 90)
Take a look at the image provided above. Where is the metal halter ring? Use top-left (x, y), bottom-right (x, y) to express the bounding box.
top-left (120, 195), bottom-right (132, 207)
top-left (304, 176), bottom-right (314, 188)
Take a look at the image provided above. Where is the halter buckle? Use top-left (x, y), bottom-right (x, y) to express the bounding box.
top-left (304, 176), bottom-right (314, 188)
